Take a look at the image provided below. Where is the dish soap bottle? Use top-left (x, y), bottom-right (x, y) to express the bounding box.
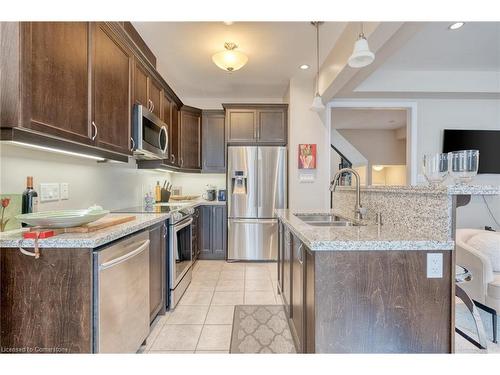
top-left (21, 176), bottom-right (38, 227)
top-left (155, 181), bottom-right (161, 203)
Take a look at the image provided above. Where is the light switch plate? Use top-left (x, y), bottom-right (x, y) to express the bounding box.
top-left (60, 183), bottom-right (69, 200)
top-left (299, 173), bottom-right (315, 183)
top-left (427, 253), bottom-right (443, 278)
top-left (40, 183), bottom-right (60, 202)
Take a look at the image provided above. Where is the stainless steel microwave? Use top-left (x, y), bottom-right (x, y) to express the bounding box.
top-left (132, 104), bottom-right (168, 160)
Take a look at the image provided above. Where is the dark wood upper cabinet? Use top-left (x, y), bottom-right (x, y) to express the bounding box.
top-left (226, 109), bottom-right (257, 143)
top-left (223, 104), bottom-right (288, 145)
top-left (24, 22), bottom-right (92, 144)
top-left (149, 77), bottom-right (162, 118)
top-left (258, 109), bottom-right (287, 144)
top-left (202, 110), bottom-right (226, 173)
top-left (169, 102), bottom-right (180, 166)
top-left (91, 23), bottom-right (132, 155)
top-left (133, 62), bottom-right (149, 107)
top-left (179, 106), bottom-right (201, 169)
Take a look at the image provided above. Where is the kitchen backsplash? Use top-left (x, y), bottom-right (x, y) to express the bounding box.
top-left (0, 144), bottom-right (226, 212)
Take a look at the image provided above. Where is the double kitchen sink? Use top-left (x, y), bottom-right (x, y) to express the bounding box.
top-left (294, 213), bottom-right (362, 227)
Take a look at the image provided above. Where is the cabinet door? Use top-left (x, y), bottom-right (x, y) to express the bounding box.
top-left (149, 77), bottom-right (162, 118)
top-left (283, 227), bottom-right (292, 317)
top-left (149, 223), bottom-right (166, 322)
top-left (28, 22), bottom-right (91, 144)
top-left (199, 206), bottom-right (212, 258)
top-left (291, 234), bottom-right (305, 353)
top-left (162, 94), bottom-right (172, 130)
top-left (258, 109), bottom-right (286, 144)
top-left (92, 23), bottom-right (132, 155)
top-left (180, 110), bottom-right (201, 169)
top-left (226, 109), bottom-right (257, 143)
top-left (211, 206), bottom-right (227, 260)
top-left (133, 61), bottom-right (148, 107)
top-left (169, 103), bottom-right (180, 166)
top-left (192, 208), bottom-right (200, 261)
top-left (305, 247), bottom-right (315, 353)
top-left (277, 221), bottom-right (283, 294)
top-left (202, 111), bottom-right (226, 172)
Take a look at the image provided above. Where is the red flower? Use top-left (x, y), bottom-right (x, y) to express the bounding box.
top-left (1, 198), bottom-right (10, 208)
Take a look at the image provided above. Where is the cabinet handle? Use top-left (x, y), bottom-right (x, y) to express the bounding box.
top-left (297, 244), bottom-right (303, 265)
top-left (91, 121), bottom-right (98, 141)
top-left (180, 157), bottom-right (183, 167)
top-left (163, 223), bottom-right (168, 238)
top-left (130, 137), bottom-right (135, 151)
top-left (171, 154), bottom-right (176, 163)
top-left (151, 101), bottom-right (155, 112)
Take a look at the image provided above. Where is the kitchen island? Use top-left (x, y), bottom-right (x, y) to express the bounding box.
top-left (276, 185), bottom-right (500, 353)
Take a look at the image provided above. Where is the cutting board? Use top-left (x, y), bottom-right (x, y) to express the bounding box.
top-left (169, 195), bottom-right (200, 201)
top-left (29, 215), bottom-right (136, 233)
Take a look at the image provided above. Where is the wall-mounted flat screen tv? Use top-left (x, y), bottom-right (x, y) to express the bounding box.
top-left (443, 129), bottom-right (500, 174)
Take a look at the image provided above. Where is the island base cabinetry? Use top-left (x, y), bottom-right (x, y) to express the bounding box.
top-left (279, 229), bottom-right (453, 353)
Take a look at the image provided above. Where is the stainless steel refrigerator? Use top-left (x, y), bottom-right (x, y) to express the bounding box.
top-left (227, 146), bottom-right (287, 261)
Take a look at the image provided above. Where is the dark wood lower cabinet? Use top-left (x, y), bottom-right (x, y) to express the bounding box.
top-left (290, 234), bottom-right (305, 352)
top-left (148, 222), bottom-right (166, 323)
top-left (198, 205), bottom-right (227, 260)
top-left (279, 220), bottom-right (454, 354)
top-left (0, 247), bottom-right (92, 353)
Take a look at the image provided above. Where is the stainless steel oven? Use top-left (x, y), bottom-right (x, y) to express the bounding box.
top-left (169, 208), bottom-right (194, 308)
top-left (132, 104), bottom-right (168, 159)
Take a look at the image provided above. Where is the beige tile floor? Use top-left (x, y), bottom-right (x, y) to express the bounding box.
top-left (141, 260), bottom-right (499, 354)
top-left (142, 260), bottom-right (281, 354)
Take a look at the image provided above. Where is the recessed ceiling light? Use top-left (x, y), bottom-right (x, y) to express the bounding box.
top-left (448, 22), bottom-right (465, 30)
top-left (299, 64), bottom-right (310, 70)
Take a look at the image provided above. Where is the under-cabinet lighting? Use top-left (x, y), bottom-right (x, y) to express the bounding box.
top-left (448, 22), bottom-right (465, 30)
top-left (8, 141), bottom-right (106, 161)
top-left (372, 165), bottom-right (385, 172)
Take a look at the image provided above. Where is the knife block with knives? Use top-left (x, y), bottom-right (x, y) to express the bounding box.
top-left (160, 181), bottom-right (172, 202)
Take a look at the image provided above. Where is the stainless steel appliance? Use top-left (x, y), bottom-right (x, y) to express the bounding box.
top-left (94, 231), bottom-right (150, 353)
top-left (132, 104), bottom-right (169, 159)
top-left (227, 146), bottom-right (287, 260)
top-left (169, 207), bottom-right (194, 307)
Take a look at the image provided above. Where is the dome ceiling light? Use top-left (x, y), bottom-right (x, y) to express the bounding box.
top-left (310, 21), bottom-right (325, 112)
top-left (212, 42), bottom-right (248, 72)
top-left (348, 22), bottom-right (375, 68)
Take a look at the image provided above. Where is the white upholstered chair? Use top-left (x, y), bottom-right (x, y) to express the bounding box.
top-left (456, 228), bottom-right (499, 343)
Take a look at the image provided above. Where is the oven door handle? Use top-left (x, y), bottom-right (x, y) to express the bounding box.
top-left (173, 217), bottom-right (193, 231)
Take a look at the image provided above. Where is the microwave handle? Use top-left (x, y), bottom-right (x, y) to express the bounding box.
top-left (161, 126), bottom-right (168, 154)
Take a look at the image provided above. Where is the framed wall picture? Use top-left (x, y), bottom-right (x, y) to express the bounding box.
top-left (298, 144), bottom-right (317, 169)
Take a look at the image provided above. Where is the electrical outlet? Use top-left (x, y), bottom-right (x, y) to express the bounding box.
top-left (426, 253), bottom-right (443, 278)
top-left (60, 183), bottom-right (69, 200)
top-left (40, 183), bottom-right (60, 202)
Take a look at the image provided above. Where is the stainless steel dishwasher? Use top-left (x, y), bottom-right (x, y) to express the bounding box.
top-left (94, 231), bottom-right (150, 353)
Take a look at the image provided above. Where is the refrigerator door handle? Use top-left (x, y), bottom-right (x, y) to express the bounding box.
top-left (230, 219), bottom-right (277, 224)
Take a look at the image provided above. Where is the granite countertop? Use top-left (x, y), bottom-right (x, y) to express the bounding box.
top-left (0, 198), bottom-right (227, 249)
top-left (275, 209), bottom-right (455, 251)
top-left (335, 184), bottom-right (500, 195)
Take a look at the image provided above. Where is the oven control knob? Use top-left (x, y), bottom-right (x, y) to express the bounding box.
top-left (171, 212), bottom-right (182, 221)
top-left (183, 207), bottom-right (194, 215)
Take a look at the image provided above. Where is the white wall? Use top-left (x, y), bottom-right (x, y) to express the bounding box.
top-left (338, 128), bottom-right (406, 165)
top-left (182, 97), bottom-right (284, 110)
top-left (170, 173), bottom-right (226, 196)
top-left (287, 77), bottom-right (330, 211)
top-left (0, 143), bottom-right (172, 212)
top-left (415, 98), bottom-right (500, 230)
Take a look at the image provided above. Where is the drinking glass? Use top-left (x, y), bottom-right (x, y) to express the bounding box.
top-left (449, 150), bottom-right (479, 185)
top-left (423, 153), bottom-right (449, 186)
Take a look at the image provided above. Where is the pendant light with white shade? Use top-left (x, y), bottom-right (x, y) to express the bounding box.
top-left (310, 21), bottom-right (325, 112)
top-left (348, 22), bottom-right (375, 68)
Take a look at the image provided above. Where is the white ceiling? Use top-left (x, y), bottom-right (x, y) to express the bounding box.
top-left (331, 108), bottom-right (407, 130)
top-left (132, 22), bottom-right (346, 100)
top-left (381, 22), bottom-right (500, 72)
